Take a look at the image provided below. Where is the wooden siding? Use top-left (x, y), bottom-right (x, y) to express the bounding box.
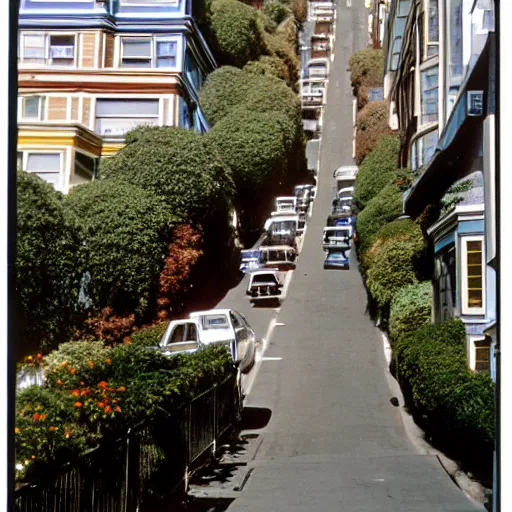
top-left (71, 97), bottom-right (79, 121)
top-left (47, 97), bottom-right (68, 121)
top-left (82, 97), bottom-right (91, 127)
top-left (104, 33), bottom-right (115, 68)
top-left (315, 22), bottom-right (332, 34)
top-left (81, 33), bottom-right (97, 68)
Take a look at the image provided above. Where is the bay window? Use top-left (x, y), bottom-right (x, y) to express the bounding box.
top-left (427, 0), bottom-right (439, 57)
top-left (120, 37), bottom-right (178, 69)
top-left (19, 32), bottom-right (76, 67)
top-left (95, 99), bottom-right (160, 136)
top-left (461, 236), bottom-right (485, 314)
top-left (434, 242), bottom-right (457, 322)
top-left (421, 66), bottom-right (439, 124)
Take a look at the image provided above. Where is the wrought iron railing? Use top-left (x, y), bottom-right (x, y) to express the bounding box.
top-left (15, 375), bottom-right (237, 512)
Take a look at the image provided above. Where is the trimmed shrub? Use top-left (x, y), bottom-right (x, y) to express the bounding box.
top-left (366, 235), bottom-right (425, 310)
top-left (354, 134), bottom-right (401, 210)
top-left (130, 322), bottom-right (169, 347)
top-left (291, 0), bottom-right (307, 23)
top-left (17, 172), bottom-right (85, 355)
top-left (209, 0), bottom-right (266, 68)
top-left (355, 100), bottom-right (394, 165)
top-left (262, 0), bottom-right (292, 25)
top-left (389, 281), bottom-right (432, 343)
top-left (100, 126), bottom-right (235, 226)
top-left (349, 48), bottom-right (384, 109)
top-left (63, 180), bottom-right (174, 318)
top-left (355, 183), bottom-right (404, 256)
top-left (395, 319), bottom-right (495, 463)
top-left (244, 55), bottom-right (289, 81)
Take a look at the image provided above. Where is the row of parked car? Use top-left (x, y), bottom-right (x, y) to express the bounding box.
top-left (322, 166), bottom-right (358, 270)
top-left (241, 184), bottom-right (316, 306)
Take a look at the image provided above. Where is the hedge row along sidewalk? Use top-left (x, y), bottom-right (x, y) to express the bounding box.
top-left (349, 47), bottom-right (495, 481)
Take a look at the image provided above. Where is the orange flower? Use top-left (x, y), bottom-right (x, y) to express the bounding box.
top-left (98, 381), bottom-right (108, 389)
top-left (49, 426), bottom-right (57, 431)
top-left (114, 406), bottom-right (122, 413)
top-left (27, 355), bottom-right (33, 361)
top-left (68, 367), bottom-right (76, 375)
top-left (36, 353), bottom-right (43, 360)
top-left (88, 361), bottom-right (94, 368)
top-left (105, 359), bottom-right (111, 364)
top-left (97, 402), bottom-right (105, 408)
top-left (65, 430), bottom-right (71, 438)
top-left (123, 337), bottom-right (132, 344)
top-left (117, 386), bottom-right (126, 392)
top-left (104, 405), bottom-right (112, 414)
top-left (31, 455), bottom-right (36, 460)
top-left (15, 428), bottom-right (20, 434)
top-left (61, 361), bottom-right (68, 367)
top-left (39, 414), bottom-right (47, 421)
top-left (73, 402), bottom-right (82, 407)
top-left (80, 381), bottom-right (85, 386)
top-left (57, 379), bottom-right (63, 385)
top-left (71, 389), bottom-right (80, 397)
top-left (80, 389), bottom-right (90, 396)
top-left (33, 413), bottom-right (40, 421)
top-left (112, 399), bottom-right (118, 404)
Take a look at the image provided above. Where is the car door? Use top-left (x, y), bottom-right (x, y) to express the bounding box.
top-left (229, 311), bottom-right (247, 364)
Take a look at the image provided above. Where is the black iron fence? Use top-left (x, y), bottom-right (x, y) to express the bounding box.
top-left (15, 375), bottom-right (238, 512)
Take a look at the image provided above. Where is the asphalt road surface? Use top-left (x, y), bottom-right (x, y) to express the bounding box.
top-left (206, 0), bottom-right (486, 510)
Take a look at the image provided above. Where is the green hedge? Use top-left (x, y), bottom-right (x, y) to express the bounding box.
top-left (354, 134), bottom-right (401, 210)
top-left (100, 126), bottom-right (235, 226)
top-left (262, 0), bottom-right (292, 25)
top-left (63, 180), bottom-right (174, 319)
top-left (209, 0), bottom-right (266, 68)
top-left (349, 48), bottom-right (384, 109)
top-left (130, 323), bottom-right (169, 347)
top-left (394, 319), bottom-right (495, 462)
top-left (355, 100), bottom-right (393, 165)
top-left (355, 183), bottom-right (404, 256)
top-left (389, 281), bottom-right (432, 343)
top-left (15, 343), bottom-right (235, 483)
top-left (244, 55), bottom-right (289, 81)
top-left (17, 172), bottom-right (85, 354)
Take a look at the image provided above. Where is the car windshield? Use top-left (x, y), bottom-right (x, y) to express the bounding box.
top-left (326, 230), bottom-right (349, 238)
top-left (200, 314), bottom-right (229, 330)
top-left (252, 274), bottom-right (278, 284)
top-left (328, 252), bottom-right (347, 260)
top-left (271, 221), bottom-right (296, 232)
top-left (241, 250), bottom-right (259, 260)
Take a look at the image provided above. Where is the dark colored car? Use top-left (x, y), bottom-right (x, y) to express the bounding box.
top-left (323, 250), bottom-right (350, 270)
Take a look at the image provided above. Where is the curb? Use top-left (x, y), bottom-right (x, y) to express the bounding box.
top-left (380, 330), bottom-right (488, 507)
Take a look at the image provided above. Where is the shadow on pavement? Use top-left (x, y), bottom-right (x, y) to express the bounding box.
top-left (240, 407), bottom-right (272, 430)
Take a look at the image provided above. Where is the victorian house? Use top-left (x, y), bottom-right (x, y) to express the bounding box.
top-left (17, 0), bottom-right (216, 194)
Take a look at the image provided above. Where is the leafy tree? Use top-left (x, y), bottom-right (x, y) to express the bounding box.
top-left (100, 126), bottom-right (235, 227)
top-left (244, 55), bottom-right (289, 82)
top-left (349, 48), bottom-right (384, 109)
top-left (262, 0), bottom-right (292, 25)
top-left (63, 180), bottom-right (174, 319)
top-left (354, 134), bottom-right (401, 210)
top-left (209, 0), bottom-right (266, 68)
top-left (17, 171), bottom-right (84, 354)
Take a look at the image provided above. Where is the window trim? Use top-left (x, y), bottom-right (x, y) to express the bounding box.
top-left (19, 95), bottom-right (45, 121)
top-left (119, 35), bottom-right (179, 70)
top-left (23, 150), bottom-right (64, 189)
top-left (420, 64), bottom-right (439, 125)
top-left (460, 235), bottom-right (486, 315)
top-left (19, 31), bottom-right (78, 68)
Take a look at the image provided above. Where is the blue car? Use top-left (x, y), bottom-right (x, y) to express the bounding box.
top-left (324, 250), bottom-right (349, 270)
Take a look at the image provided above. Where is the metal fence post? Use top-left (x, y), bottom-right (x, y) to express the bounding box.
top-left (213, 386), bottom-right (217, 457)
top-left (184, 403), bottom-right (191, 493)
top-left (124, 429), bottom-right (131, 512)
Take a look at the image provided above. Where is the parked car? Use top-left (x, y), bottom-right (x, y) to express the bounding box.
top-left (259, 245), bottom-right (298, 271)
top-left (326, 212), bottom-right (352, 227)
top-left (333, 165), bottom-right (358, 191)
top-left (189, 309), bottom-right (257, 374)
top-left (322, 226), bottom-right (352, 250)
top-left (296, 190), bottom-right (311, 213)
top-left (297, 212), bottom-right (307, 235)
top-left (261, 231), bottom-right (298, 249)
top-left (157, 319), bottom-right (203, 356)
top-left (337, 186), bottom-right (354, 199)
top-left (331, 198), bottom-right (352, 215)
top-left (239, 249), bottom-right (261, 273)
top-left (246, 270), bottom-right (283, 305)
top-left (275, 196), bottom-right (297, 213)
top-left (264, 215), bottom-right (300, 238)
top-left (324, 249), bottom-right (350, 270)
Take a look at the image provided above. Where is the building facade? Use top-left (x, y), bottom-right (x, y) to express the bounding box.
top-left (17, 0), bottom-right (216, 193)
top-left (383, 0), bottom-right (496, 378)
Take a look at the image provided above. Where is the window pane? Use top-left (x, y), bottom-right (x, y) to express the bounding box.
top-left (428, 0), bottom-right (439, 42)
top-left (466, 240), bottom-right (483, 309)
top-left (26, 153), bottom-right (61, 172)
top-left (121, 59), bottom-right (152, 68)
top-left (23, 97), bottom-right (40, 118)
top-left (398, 0), bottom-right (410, 17)
top-left (156, 57), bottom-right (175, 68)
top-left (95, 117), bottom-right (159, 136)
top-left (122, 39), bottom-right (152, 58)
top-left (96, 99), bottom-right (160, 116)
top-left (24, 34), bottom-right (45, 60)
top-left (157, 41), bottom-right (176, 57)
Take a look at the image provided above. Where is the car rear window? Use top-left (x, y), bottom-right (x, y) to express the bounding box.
top-left (201, 315), bottom-right (229, 330)
top-left (252, 274), bottom-right (277, 284)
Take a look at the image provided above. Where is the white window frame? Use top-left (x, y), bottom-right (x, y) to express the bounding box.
top-left (18, 95), bottom-right (45, 121)
top-left (19, 31), bottom-right (78, 68)
top-left (425, 0), bottom-right (440, 50)
top-left (460, 235), bottom-right (486, 315)
top-left (119, 0), bottom-right (179, 4)
top-left (420, 65), bottom-right (439, 125)
top-left (119, 35), bottom-right (179, 70)
top-left (23, 151), bottom-right (64, 191)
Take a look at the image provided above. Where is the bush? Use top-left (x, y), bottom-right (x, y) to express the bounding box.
top-left (354, 134), bottom-right (401, 210)
top-left (291, 0), bottom-right (307, 23)
top-left (349, 48), bottom-right (384, 108)
top-left (355, 183), bottom-right (404, 256)
top-left (395, 319), bottom-right (495, 462)
top-left (17, 172), bottom-right (85, 355)
top-left (63, 180), bottom-right (173, 318)
top-left (100, 126), bottom-right (235, 227)
top-left (389, 281), bottom-right (432, 343)
top-left (209, 0), bottom-right (266, 68)
top-left (262, 0), bottom-right (292, 25)
top-left (244, 55), bottom-right (289, 82)
top-left (16, 344), bottom-right (236, 482)
top-left (366, 235), bottom-right (425, 310)
top-left (355, 100), bottom-right (393, 165)
top-left (130, 323), bottom-right (169, 347)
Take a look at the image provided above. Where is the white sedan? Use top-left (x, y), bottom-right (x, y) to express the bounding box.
top-left (189, 309), bottom-right (257, 374)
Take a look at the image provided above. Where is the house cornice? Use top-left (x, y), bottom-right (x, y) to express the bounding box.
top-left (427, 204), bottom-right (485, 238)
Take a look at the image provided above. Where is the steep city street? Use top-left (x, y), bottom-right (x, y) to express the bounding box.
top-left (200, 1), bottom-right (486, 510)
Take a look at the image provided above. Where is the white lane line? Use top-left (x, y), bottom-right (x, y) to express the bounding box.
top-left (275, 322), bottom-right (286, 326)
top-left (261, 357), bottom-right (282, 361)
